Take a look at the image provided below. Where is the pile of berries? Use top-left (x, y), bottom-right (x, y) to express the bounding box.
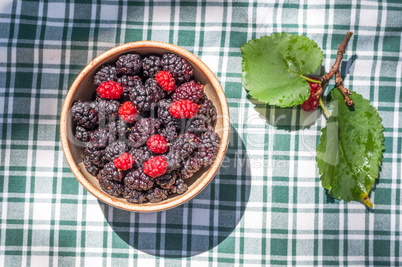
top-left (71, 52), bottom-right (220, 203)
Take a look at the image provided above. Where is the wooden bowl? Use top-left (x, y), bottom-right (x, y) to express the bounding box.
top-left (60, 41), bottom-right (230, 212)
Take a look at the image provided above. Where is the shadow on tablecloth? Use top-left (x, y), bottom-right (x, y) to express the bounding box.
top-left (100, 125), bottom-right (251, 258)
top-left (248, 94), bottom-right (323, 132)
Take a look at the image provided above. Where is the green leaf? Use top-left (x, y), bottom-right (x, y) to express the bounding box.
top-left (241, 33), bottom-right (323, 107)
top-left (317, 90), bottom-right (385, 207)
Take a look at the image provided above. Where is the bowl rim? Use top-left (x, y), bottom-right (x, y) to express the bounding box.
top-left (60, 41), bottom-right (230, 212)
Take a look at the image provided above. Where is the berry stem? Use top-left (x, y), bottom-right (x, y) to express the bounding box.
top-left (360, 192), bottom-right (373, 208)
top-left (319, 97), bottom-right (331, 117)
top-left (335, 72), bottom-right (354, 106)
top-left (316, 31), bottom-right (353, 107)
top-left (301, 75), bottom-right (322, 84)
top-left (320, 31), bottom-right (353, 84)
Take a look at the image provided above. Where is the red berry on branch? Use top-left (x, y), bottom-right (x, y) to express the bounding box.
top-left (301, 76), bottom-right (320, 112)
top-left (308, 76), bottom-right (320, 92)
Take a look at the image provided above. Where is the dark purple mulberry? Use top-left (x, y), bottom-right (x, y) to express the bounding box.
top-left (157, 99), bottom-right (183, 128)
top-left (161, 53), bottom-right (193, 84)
top-left (100, 161), bottom-right (124, 182)
top-left (129, 83), bottom-right (154, 113)
top-left (83, 156), bottom-right (100, 176)
top-left (158, 125), bottom-right (178, 142)
top-left (198, 130), bottom-right (221, 166)
top-left (146, 187), bottom-right (168, 203)
top-left (142, 55), bottom-right (162, 78)
top-left (94, 64), bottom-right (117, 86)
top-left (128, 117), bottom-right (158, 148)
top-left (84, 141), bottom-right (107, 167)
top-left (124, 168), bottom-right (154, 191)
top-left (145, 78), bottom-right (166, 102)
top-left (107, 120), bottom-right (129, 142)
top-left (169, 178), bottom-right (188, 195)
top-left (172, 81), bottom-right (204, 103)
top-left (186, 116), bottom-right (207, 134)
top-left (128, 146), bottom-right (154, 168)
top-left (155, 171), bottom-right (178, 189)
top-left (75, 126), bottom-right (90, 142)
top-left (117, 75), bottom-right (142, 102)
top-left (180, 153), bottom-right (203, 179)
top-left (98, 175), bottom-right (123, 197)
top-left (90, 126), bottom-right (115, 146)
top-left (71, 100), bottom-right (98, 130)
top-left (123, 188), bottom-right (147, 203)
top-left (198, 94), bottom-right (217, 123)
top-left (171, 132), bottom-right (199, 159)
top-left (164, 152), bottom-right (182, 173)
top-left (95, 98), bottom-right (120, 122)
top-left (116, 54), bottom-right (142, 75)
top-left (104, 141), bottom-right (127, 162)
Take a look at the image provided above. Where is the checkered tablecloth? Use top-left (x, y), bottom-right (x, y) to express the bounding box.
top-left (1, 0), bottom-right (401, 266)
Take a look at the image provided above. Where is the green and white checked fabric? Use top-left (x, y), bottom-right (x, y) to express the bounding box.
top-left (0, 0), bottom-right (401, 266)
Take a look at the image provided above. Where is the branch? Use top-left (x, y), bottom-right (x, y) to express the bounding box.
top-left (320, 31), bottom-right (353, 84)
top-left (315, 84), bottom-right (323, 99)
top-left (335, 72), bottom-right (353, 106)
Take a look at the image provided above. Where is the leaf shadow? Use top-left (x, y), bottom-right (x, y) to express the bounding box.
top-left (325, 190), bottom-right (375, 213)
top-left (324, 174), bottom-right (380, 212)
top-left (363, 167), bottom-right (381, 213)
top-left (247, 92), bottom-right (323, 132)
top-left (99, 125), bottom-right (251, 258)
top-left (325, 190), bottom-right (336, 203)
top-left (340, 54), bottom-right (358, 80)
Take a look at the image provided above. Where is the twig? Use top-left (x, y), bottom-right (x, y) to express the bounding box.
top-left (315, 84), bottom-right (323, 99)
top-left (320, 31), bottom-right (353, 84)
top-left (335, 72), bottom-right (353, 106)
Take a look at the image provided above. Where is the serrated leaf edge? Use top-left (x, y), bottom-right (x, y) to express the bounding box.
top-left (316, 90), bottom-right (385, 204)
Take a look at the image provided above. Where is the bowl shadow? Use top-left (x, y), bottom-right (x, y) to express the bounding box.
top-left (99, 125), bottom-right (250, 258)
